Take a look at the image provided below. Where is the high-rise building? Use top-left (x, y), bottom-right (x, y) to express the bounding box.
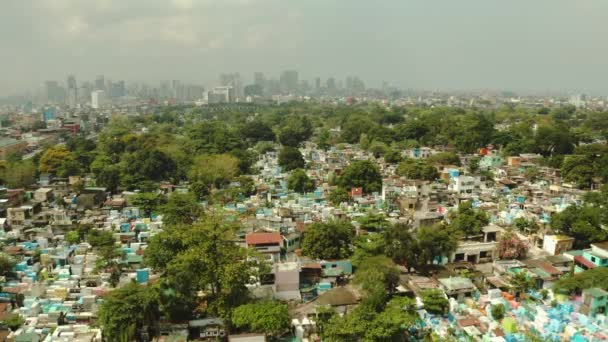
top-left (66, 75), bottom-right (78, 107)
top-left (280, 70), bottom-right (298, 94)
top-left (315, 77), bottom-right (321, 90)
top-left (326, 77), bottom-right (336, 91)
top-left (185, 85), bottom-right (205, 101)
top-left (206, 86), bottom-right (235, 104)
top-left (95, 75), bottom-right (105, 91)
top-left (108, 80), bottom-right (126, 98)
top-left (45, 81), bottom-right (65, 103)
top-left (91, 90), bottom-right (105, 109)
top-left (254, 72), bottom-right (265, 86)
top-left (219, 73), bottom-right (243, 100)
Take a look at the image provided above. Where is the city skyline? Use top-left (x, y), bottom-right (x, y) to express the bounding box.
top-left (1, 1), bottom-right (608, 96)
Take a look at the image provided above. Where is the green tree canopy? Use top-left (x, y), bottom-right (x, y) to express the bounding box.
top-left (39, 145), bottom-right (75, 175)
top-left (396, 158), bottom-right (439, 181)
top-left (231, 301), bottom-right (290, 338)
top-left (427, 152), bottom-right (461, 166)
top-left (160, 192), bottom-right (202, 226)
top-left (98, 282), bottom-right (160, 341)
top-left (240, 120), bottom-right (275, 143)
top-left (130, 192), bottom-right (165, 217)
top-left (337, 160), bottom-right (382, 194)
top-left (0, 253), bottom-right (16, 276)
top-left (301, 221), bottom-right (355, 260)
top-left (278, 146), bottom-right (305, 171)
top-left (421, 289), bottom-right (449, 315)
top-left (550, 204), bottom-right (608, 249)
top-left (447, 201), bottom-right (489, 238)
top-left (188, 154), bottom-right (240, 192)
top-left (144, 213), bottom-right (264, 320)
top-left (553, 267), bottom-right (608, 294)
top-left (287, 169), bottom-right (315, 193)
top-left (328, 187), bottom-right (349, 206)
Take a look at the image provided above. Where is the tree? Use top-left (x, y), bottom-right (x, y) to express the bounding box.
top-left (130, 192), bottom-right (164, 217)
top-left (87, 230), bottom-right (116, 249)
top-left (337, 160), bottom-right (382, 194)
top-left (355, 256), bottom-right (400, 308)
top-left (383, 149), bottom-right (403, 164)
top-left (2, 313), bottom-right (25, 331)
top-left (417, 224), bottom-right (460, 265)
top-left (553, 267), bottom-right (608, 294)
top-left (0, 160), bottom-right (36, 188)
top-left (287, 169), bottom-right (315, 193)
top-left (513, 217), bottom-right (539, 234)
top-left (351, 234), bottom-right (386, 267)
top-left (357, 213), bottom-right (390, 232)
top-left (369, 141), bottom-right (388, 158)
top-left (447, 201), bottom-right (489, 238)
top-left (316, 128), bottom-right (332, 150)
top-left (421, 289), bottom-right (449, 315)
top-left (278, 146), bottom-right (305, 171)
top-left (232, 301), bottom-right (290, 338)
top-left (39, 145), bottom-right (75, 175)
top-left (144, 213), bottom-right (263, 320)
top-left (65, 231), bottom-right (80, 245)
top-left (188, 154), bottom-right (240, 192)
top-left (561, 155), bottom-right (596, 189)
top-left (550, 204), bottom-right (608, 249)
top-left (240, 120), bottom-right (275, 142)
top-left (301, 221), bottom-right (355, 260)
top-left (340, 117), bottom-right (376, 144)
top-left (510, 270), bottom-right (535, 299)
top-left (98, 282), bottom-right (160, 341)
top-left (278, 116), bottom-right (313, 147)
top-left (121, 149), bottom-right (176, 188)
top-left (160, 192), bottom-right (201, 226)
top-left (328, 188), bottom-right (349, 206)
top-left (0, 253), bottom-right (16, 276)
top-left (384, 223), bottom-right (418, 271)
top-left (524, 167), bottom-right (541, 183)
top-left (467, 157), bottom-right (480, 174)
top-left (496, 230), bottom-right (529, 260)
top-left (428, 152), bottom-right (461, 166)
top-left (396, 158), bottom-right (439, 181)
top-left (491, 303), bottom-right (505, 320)
top-left (321, 297), bottom-right (417, 342)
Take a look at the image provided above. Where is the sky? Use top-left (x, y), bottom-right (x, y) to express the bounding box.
top-left (1, 0), bottom-right (608, 95)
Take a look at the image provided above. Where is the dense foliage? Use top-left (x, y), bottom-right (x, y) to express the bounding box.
top-left (301, 221), bottom-right (355, 260)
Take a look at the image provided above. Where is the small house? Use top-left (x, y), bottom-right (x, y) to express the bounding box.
top-left (188, 318), bottom-right (226, 340)
top-left (246, 232), bottom-right (282, 263)
top-left (581, 288), bottom-right (608, 317)
top-left (542, 235), bottom-right (575, 256)
top-left (33, 188), bottom-right (54, 202)
top-left (438, 277), bottom-right (477, 302)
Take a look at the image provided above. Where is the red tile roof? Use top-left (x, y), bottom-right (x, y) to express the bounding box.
top-left (574, 255), bottom-right (597, 269)
top-left (246, 232), bottom-right (282, 246)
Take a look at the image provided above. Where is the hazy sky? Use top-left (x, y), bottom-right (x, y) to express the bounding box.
top-left (1, 0), bottom-right (608, 95)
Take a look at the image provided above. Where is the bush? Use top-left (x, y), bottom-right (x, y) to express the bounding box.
top-left (491, 303), bottom-right (505, 320)
top-left (2, 313), bottom-right (24, 331)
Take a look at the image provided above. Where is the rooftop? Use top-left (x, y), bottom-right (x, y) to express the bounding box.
top-left (246, 232), bottom-right (282, 245)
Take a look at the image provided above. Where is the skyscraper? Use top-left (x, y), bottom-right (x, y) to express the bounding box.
top-left (280, 70), bottom-right (298, 94)
top-left (66, 75), bottom-right (78, 107)
top-left (45, 80), bottom-right (65, 103)
top-left (95, 75), bottom-right (105, 91)
top-left (219, 73), bottom-right (243, 100)
top-left (254, 72), bottom-right (265, 86)
top-left (91, 90), bottom-right (105, 109)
